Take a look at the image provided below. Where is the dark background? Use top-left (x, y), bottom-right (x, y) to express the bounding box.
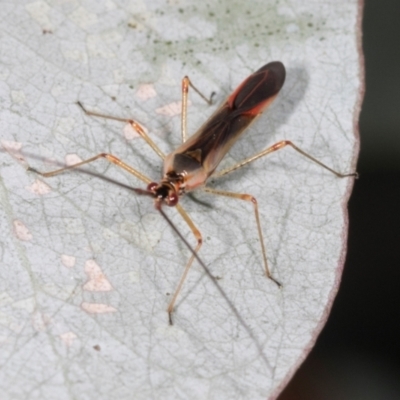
top-left (279, 1), bottom-right (400, 399)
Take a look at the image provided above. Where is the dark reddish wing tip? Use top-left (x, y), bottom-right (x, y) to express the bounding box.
top-left (257, 61), bottom-right (286, 93)
top-left (229, 61), bottom-right (286, 114)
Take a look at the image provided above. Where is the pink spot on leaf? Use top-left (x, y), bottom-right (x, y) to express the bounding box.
top-left (156, 100), bottom-right (191, 116)
top-left (32, 312), bottom-right (50, 331)
top-left (61, 255), bottom-right (76, 268)
top-left (83, 259), bottom-right (113, 292)
top-left (13, 220), bottom-right (32, 241)
top-left (123, 123), bottom-right (141, 140)
top-left (81, 302), bottom-right (117, 314)
top-left (65, 154), bottom-right (82, 166)
top-left (136, 84), bottom-right (157, 100)
top-left (60, 331), bottom-right (77, 346)
top-left (1, 140), bottom-right (28, 167)
top-left (25, 179), bottom-right (51, 195)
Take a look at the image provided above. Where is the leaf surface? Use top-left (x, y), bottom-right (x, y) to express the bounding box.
top-left (0, 1), bottom-right (362, 399)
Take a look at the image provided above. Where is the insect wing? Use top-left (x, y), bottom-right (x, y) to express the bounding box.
top-left (164, 62), bottom-right (286, 189)
top-left (228, 61), bottom-right (286, 115)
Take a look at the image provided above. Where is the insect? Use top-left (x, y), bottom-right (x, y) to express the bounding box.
top-left (28, 61), bottom-right (357, 324)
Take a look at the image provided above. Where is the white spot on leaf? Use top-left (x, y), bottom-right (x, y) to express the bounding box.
top-left (62, 218), bottom-right (85, 235)
top-left (0, 311), bottom-right (21, 333)
top-left (286, 23), bottom-right (299, 33)
top-left (128, 271), bottom-right (140, 283)
top-left (102, 228), bottom-right (118, 240)
top-left (12, 297), bottom-right (35, 313)
top-left (51, 83), bottom-right (67, 97)
top-left (25, 1), bottom-right (52, 30)
top-left (55, 117), bottom-right (76, 136)
top-left (69, 6), bottom-right (98, 29)
top-left (0, 292), bottom-right (13, 306)
top-left (113, 68), bottom-right (125, 83)
top-left (11, 90), bottom-right (26, 104)
top-left (62, 48), bottom-right (87, 62)
top-left (87, 35), bottom-right (115, 59)
top-left (119, 214), bottom-right (162, 252)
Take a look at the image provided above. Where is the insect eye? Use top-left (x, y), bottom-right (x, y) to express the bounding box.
top-left (167, 192), bottom-right (178, 207)
top-left (147, 182), bottom-right (158, 192)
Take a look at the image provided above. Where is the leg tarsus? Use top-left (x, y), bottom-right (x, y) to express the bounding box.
top-left (185, 77), bottom-right (215, 105)
top-left (208, 91), bottom-right (216, 105)
top-left (76, 101), bottom-right (86, 113)
top-left (268, 274), bottom-right (282, 288)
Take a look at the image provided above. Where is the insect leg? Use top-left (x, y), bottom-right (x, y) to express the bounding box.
top-left (203, 187), bottom-right (281, 288)
top-left (27, 153), bottom-right (152, 184)
top-left (167, 203), bottom-right (203, 325)
top-left (213, 140), bottom-right (358, 179)
top-left (180, 77), bottom-right (215, 143)
top-left (77, 102), bottom-right (166, 160)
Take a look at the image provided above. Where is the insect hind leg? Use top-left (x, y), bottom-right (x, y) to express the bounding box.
top-left (203, 187), bottom-right (282, 288)
top-left (213, 140), bottom-right (358, 179)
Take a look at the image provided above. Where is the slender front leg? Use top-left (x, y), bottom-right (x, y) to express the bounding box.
top-left (203, 187), bottom-right (281, 288)
top-left (166, 203), bottom-right (203, 325)
top-left (27, 152), bottom-right (152, 185)
top-left (77, 102), bottom-right (166, 160)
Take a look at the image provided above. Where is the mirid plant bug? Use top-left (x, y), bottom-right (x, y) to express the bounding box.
top-left (27, 61), bottom-right (357, 324)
